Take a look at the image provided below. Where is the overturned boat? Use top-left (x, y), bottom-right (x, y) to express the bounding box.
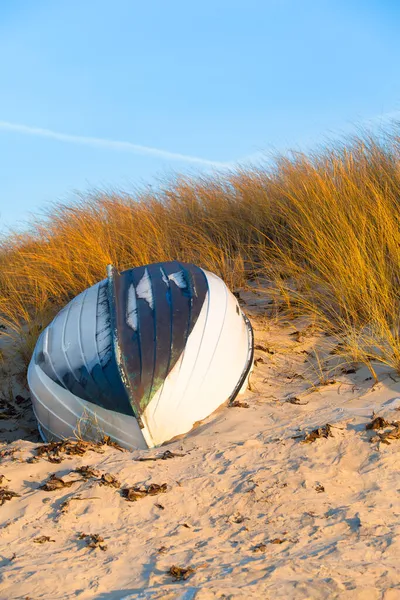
top-left (28, 261), bottom-right (254, 449)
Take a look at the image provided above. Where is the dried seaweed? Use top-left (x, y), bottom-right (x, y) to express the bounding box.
top-left (75, 466), bottom-right (101, 480)
top-left (285, 373), bottom-right (305, 381)
top-left (254, 344), bottom-right (275, 355)
top-left (228, 512), bottom-right (246, 524)
top-left (301, 424), bottom-right (333, 443)
top-left (0, 488), bottom-right (20, 506)
top-left (371, 425), bottom-right (400, 445)
top-left (99, 473), bottom-right (120, 488)
top-left (160, 450), bottom-right (184, 459)
top-left (74, 466), bottom-right (120, 487)
top-left (35, 437), bottom-right (125, 463)
top-left (289, 330), bottom-right (308, 343)
top-left (366, 415), bottom-right (400, 445)
top-left (101, 436), bottom-right (125, 452)
top-left (366, 416), bottom-right (390, 430)
top-left (0, 447), bottom-right (18, 459)
top-left (168, 565), bottom-right (195, 581)
top-left (252, 543), bottom-right (267, 553)
top-left (36, 439), bottom-right (106, 462)
top-left (286, 396), bottom-right (308, 406)
top-left (33, 536), bottom-right (55, 544)
top-left (39, 474), bottom-right (75, 491)
top-left (121, 483), bottom-right (168, 502)
top-left (78, 533), bottom-right (107, 551)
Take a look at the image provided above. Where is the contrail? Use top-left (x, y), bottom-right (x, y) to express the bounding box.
top-left (0, 120), bottom-right (229, 168)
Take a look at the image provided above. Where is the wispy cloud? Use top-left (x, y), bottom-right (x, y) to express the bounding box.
top-left (0, 120), bottom-right (229, 168)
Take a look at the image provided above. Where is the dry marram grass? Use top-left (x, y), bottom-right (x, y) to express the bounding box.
top-left (2, 127), bottom-right (400, 380)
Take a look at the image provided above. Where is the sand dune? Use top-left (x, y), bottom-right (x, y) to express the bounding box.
top-left (0, 291), bottom-right (400, 599)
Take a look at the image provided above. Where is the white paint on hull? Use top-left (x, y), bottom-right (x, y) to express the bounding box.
top-left (135, 268), bottom-right (154, 309)
top-left (126, 283), bottom-right (138, 331)
top-left (168, 271), bottom-right (187, 289)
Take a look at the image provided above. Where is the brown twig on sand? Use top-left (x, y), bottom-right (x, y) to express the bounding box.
top-left (60, 495), bottom-right (101, 513)
top-left (136, 450), bottom-right (185, 462)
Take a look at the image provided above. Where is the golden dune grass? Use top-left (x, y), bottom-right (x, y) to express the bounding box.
top-left (1, 127), bottom-right (400, 378)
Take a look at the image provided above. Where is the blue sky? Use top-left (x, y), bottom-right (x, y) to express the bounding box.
top-left (1, 0), bottom-right (399, 230)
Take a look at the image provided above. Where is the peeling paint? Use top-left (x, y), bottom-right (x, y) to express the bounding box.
top-left (160, 266), bottom-right (169, 286)
top-left (136, 268), bottom-right (154, 309)
top-left (168, 270), bottom-right (187, 289)
top-left (126, 283), bottom-right (138, 331)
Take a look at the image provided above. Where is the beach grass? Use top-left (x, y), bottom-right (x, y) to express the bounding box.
top-left (1, 126), bottom-right (400, 377)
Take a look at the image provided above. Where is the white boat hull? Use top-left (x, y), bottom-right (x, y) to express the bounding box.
top-left (28, 262), bottom-right (253, 449)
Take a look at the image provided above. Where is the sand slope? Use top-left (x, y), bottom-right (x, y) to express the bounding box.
top-left (0, 293), bottom-right (400, 600)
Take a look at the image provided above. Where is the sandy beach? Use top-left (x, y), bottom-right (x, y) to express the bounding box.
top-left (1, 3), bottom-right (400, 598)
top-left (0, 289), bottom-right (399, 600)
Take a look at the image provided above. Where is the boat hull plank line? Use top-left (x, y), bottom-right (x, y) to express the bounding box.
top-left (28, 261), bottom-right (254, 449)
